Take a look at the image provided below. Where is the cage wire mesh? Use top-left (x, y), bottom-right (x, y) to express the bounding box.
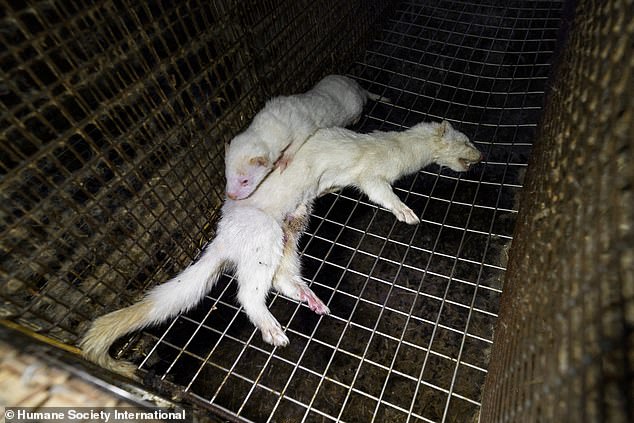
top-left (0, 0), bottom-right (387, 341)
top-left (481, 0), bottom-right (634, 421)
top-left (126, 1), bottom-right (564, 422)
top-left (0, 0), bottom-right (254, 341)
top-left (0, 0), bottom-right (571, 422)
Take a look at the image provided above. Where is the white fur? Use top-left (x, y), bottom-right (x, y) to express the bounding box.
top-left (80, 203), bottom-right (327, 377)
top-left (240, 120), bottom-right (483, 224)
top-left (80, 120), bottom-right (481, 376)
top-left (225, 75), bottom-right (378, 200)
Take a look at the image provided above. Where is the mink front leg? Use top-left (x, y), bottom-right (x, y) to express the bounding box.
top-left (356, 178), bottom-right (420, 225)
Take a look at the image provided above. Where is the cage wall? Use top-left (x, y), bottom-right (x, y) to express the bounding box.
top-left (0, 0), bottom-right (389, 343)
top-left (480, 0), bottom-right (634, 421)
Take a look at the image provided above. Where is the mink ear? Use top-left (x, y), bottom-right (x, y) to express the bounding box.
top-left (438, 120), bottom-right (450, 137)
top-left (249, 156), bottom-right (269, 167)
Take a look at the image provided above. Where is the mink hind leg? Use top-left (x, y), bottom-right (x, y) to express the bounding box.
top-left (236, 263), bottom-right (290, 347)
top-left (230, 206), bottom-right (290, 347)
top-left (272, 244), bottom-right (330, 315)
top-left (272, 202), bottom-right (330, 315)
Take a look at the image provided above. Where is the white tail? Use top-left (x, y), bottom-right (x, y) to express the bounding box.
top-left (80, 242), bottom-right (226, 377)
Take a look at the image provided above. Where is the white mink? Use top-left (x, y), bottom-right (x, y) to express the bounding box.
top-left (80, 203), bottom-right (328, 378)
top-left (225, 74), bottom-right (385, 200)
top-left (240, 120), bottom-right (483, 226)
top-left (80, 120), bottom-right (481, 377)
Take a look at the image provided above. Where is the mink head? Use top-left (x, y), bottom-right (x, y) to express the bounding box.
top-left (225, 135), bottom-right (273, 200)
top-left (433, 121), bottom-right (483, 172)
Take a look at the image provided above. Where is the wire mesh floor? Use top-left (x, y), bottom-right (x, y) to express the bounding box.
top-left (122, 1), bottom-right (565, 421)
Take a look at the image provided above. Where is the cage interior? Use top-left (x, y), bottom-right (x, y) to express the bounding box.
top-left (1, 0), bottom-right (567, 422)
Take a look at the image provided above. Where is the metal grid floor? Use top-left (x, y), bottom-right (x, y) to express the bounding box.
top-left (122, 1), bottom-right (565, 421)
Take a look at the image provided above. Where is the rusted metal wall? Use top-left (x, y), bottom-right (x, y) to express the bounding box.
top-left (480, 0), bottom-right (633, 421)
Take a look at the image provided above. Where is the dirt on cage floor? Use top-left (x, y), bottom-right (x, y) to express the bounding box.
top-left (107, 1), bottom-right (564, 422)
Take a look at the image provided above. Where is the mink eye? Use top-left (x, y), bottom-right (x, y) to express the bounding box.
top-left (240, 179), bottom-right (249, 186)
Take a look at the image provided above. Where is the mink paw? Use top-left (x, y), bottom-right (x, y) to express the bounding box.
top-left (274, 154), bottom-right (291, 172)
top-left (261, 323), bottom-right (289, 347)
top-left (393, 204), bottom-right (420, 225)
top-left (300, 287), bottom-right (330, 315)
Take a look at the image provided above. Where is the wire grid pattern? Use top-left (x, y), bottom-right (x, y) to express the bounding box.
top-left (129, 1), bottom-right (564, 422)
top-left (481, 0), bottom-right (634, 421)
top-left (0, 0), bottom-right (249, 341)
top-left (0, 0), bottom-right (387, 343)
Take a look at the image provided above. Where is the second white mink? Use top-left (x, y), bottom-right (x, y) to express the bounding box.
top-left (225, 74), bottom-right (383, 200)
